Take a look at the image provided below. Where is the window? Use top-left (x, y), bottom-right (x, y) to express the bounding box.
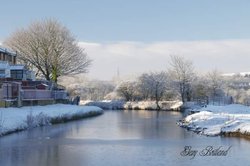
top-left (13, 56), bottom-right (16, 64)
top-left (11, 70), bottom-right (23, 80)
top-left (0, 70), bottom-right (5, 78)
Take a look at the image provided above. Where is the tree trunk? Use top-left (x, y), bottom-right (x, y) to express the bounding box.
top-left (156, 99), bottom-right (161, 111)
top-left (52, 67), bottom-right (58, 83)
top-left (155, 83), bottom-right (161, 111)
top-left (180, 83), bottom-right (185, 103)
top-left (45, 74), bottom-right (50, 81)
top-left (181, 93), bottom-right (185, 103)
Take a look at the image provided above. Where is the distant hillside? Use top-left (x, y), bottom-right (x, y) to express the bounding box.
top-left (222, 72), bottom-right (250, 77)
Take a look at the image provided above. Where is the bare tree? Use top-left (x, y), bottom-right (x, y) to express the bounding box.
top-left (4, 19), bottom-right (91, 83)
top-left (168, 55), bottom-right (195, 103)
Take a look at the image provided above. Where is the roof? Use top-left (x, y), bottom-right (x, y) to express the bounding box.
top-left (9, 65), bottom-right (25, 70)
top-left (0, 62), bottom-right (26, 70)
top-left (0, 46), bottom-right (17, 57)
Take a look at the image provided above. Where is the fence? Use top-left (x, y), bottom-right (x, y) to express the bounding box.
top-left (22, 90), bottom-right (68, 100)
top-left (0, 88), bottom-right (3, 100)
top-left (0, 82), bottom-right (69, 102)
top-left (52, 90), bottom-right (68, 100)
top-left (208, 96), bottom-right (233, 106)
top-left (2, 82), bottom-right (19, 99)
top-left (22, 90), bottom-right (52, 100)
top-left (193, 96), bottom-right (233, 106)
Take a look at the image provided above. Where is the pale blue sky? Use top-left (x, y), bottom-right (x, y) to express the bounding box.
top-left (1, 0), bottom-right (250, 42)
top-left (1, 0), bottom-right (250, 80)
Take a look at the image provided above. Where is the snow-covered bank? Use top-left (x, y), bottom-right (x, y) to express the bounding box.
top-left (82, 100), bottom-right (183, 110)
top-left (0, 104), bottom-right (103, 136)
top-left (179, 104), bottom-right (250, 137)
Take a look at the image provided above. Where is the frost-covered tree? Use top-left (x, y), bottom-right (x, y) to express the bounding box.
top-left (226, 87), bottom-right (250, 105)
top-left (59, 75), bottom-right (115, 100)
top-left (4, 19), bottom-right (91, 83)
top-left (168, 55), bottom-right (195, 103)
top-left (117, 81), bottom-right (138, 101)
top-left (206, 69), bottom-right (224, 102)
top-left (192, 76), bottom-right (209, 99)
top-left (225, 75), bottom-right (250, 105)
top-left (84, 80), bottom-right (115, 100)
top-left (138, 72), bottom-right (168, 110)
top-left (138, 73), bottom-right (152, 100)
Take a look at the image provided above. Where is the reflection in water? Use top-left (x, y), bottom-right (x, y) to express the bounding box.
top-left (0, 110), bottom-right (250, 166)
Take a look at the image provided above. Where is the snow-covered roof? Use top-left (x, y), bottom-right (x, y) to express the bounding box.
top-left (0, 46), bottom-right (17, 56)
top-left (40, 83), bottom-right (49, 87)
top-left (9, 65), bottom-right (25, 70)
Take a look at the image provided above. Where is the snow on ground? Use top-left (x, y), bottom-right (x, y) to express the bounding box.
top-left (180, 104), bottom-right (250, 136)
top-left (0, 104), bottom-right (103, 136)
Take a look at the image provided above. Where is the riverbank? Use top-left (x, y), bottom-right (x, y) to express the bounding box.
top-left (0, 104), bottom-right (103, 136)
top-left (178, 104), bottom-right (250, 137)
top-left (82, 100), bottom-right (183, 111)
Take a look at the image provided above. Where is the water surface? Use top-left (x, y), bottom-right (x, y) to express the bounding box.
top-left (0, 110), bottom-right (249, 166)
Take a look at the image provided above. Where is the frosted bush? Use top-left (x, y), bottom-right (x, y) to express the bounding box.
top-left (26, 111), bottom-right (36, 128)
top-left (0, 112), bottom-right (4, 135)
top-left (36, 112), bottom-right (51, 126)
top-left (26, 112), bottom-right (51, 128)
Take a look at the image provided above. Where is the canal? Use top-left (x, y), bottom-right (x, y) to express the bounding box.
top-left (0, 110), bottom-right (249, 166)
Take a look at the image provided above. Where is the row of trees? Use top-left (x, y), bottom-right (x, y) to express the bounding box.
top-left (56, 53), bottom-right (233, 109)
top-left (117, 72), bottom-right (170, 109)
top-left (55, 54), bottom-right (250, 107)
top-left (116, 67), bottom-right (250, 107)
top-left (116, 69), bottom-right (224, 107)
top-left (115, 56), bottom-right (236, 108)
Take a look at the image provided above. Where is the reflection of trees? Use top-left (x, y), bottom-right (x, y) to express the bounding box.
top-left (117, 110), bottom-right (187, 139)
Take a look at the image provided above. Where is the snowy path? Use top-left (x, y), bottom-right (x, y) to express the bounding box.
top-left (0, 104), bottom-right (103, 136)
